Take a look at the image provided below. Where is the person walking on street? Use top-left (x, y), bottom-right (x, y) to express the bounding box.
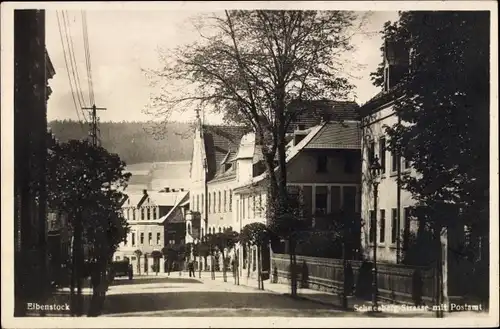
top-left (188, 258), bottom-right (195, 277)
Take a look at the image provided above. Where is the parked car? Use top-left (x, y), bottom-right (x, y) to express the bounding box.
top-left (109, 260), bottom-right (133, 280)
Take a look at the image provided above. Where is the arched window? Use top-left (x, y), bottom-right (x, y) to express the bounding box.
top-left (132, 208), bottom-right (136, 221)
top-left (187, 223), bottom-right (191, 234)
top-left (213, 192), bottom-right (216, 212)
top-left (218, 191), bottom-right (221, 213)
top-left (201, 227), bottom-right (204, 237)
top-left (219, 227), bottom-right (222, 233)
top-left (141, 208), bottom-right (145, 220)
top-left (153, 207), bottom-right (157, 219)
top-left (196, 195), bottom-right (200, 212)
top-left (147, 208), bottom-right (151, 220)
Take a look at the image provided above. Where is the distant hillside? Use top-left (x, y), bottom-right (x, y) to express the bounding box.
top-left (48, 120), bottom-right (194, 165)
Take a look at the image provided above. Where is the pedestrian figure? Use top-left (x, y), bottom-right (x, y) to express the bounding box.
top-left (188, 259), bottom-right (195, 277)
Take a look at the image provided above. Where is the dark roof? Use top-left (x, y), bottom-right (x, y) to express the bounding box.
top-left (287, 100), bottom-right (360, 133)
top-left (202, 125), bottom-right (249, 181)
top-left (305, 121), bottom-right (361, 150)
top-left (358, 86), bottom-right (404, 117)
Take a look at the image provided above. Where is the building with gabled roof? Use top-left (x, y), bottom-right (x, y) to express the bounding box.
top-left (113, 189), bottom-right (190, 274)
top-left (188, 100), bottom-right (361, 272)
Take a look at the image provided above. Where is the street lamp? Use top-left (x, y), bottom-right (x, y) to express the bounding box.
top-left (370, 155), bottom-right (382, 311)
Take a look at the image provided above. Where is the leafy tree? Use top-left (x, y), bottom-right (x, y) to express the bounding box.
top-left (144, 11), bottom-right (364, 295)
top-left (212, 229), bottom-right (239, 282)
top-left (134, 249), bottom-right (143, 275)
top-left (371, 11), bottom-right (490, 311)
top-left (46, 139), bottom-right (130, 316)
top-left (240, 223), bottom-right (271, 289)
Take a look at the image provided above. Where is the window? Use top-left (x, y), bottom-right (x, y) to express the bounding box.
top-left (369, 210), bottom-right (375, 243)
top-left (391, 208), bottom-right (398, 243)
top-left (201, 194), bottom-right (205, 212)
top-left (153, 207), bottom-right (157, 220)
top-left (208, 193), bottom-right (211, 213)
top-left (368, 140), bottom-right (375, 165)
top-left (218, 191), bottom-right (221, 213)
top-left (115, 256), bottom-right (120, 261)
top-left (197, 195), bottom-right (200, 212)
top-left (392, 150), bottom-right (398, 172)
top-left (344, 152), bottom-right (355, 174)
top-left (140, 232), bottom-right (144, 245)
top-left (236, 201), bottom-right (240, 222)
top-left (147, 208), bottom-right (151, 220)
top-left (379, 137), bottom-right (386, 174)
top-left (126, 209), bottom-right (130, 220)
top-left (187, 223), bottom-right (191, 234)
top-left (201, 227), bottom-right (204, 237)
top-left (133, 209), bottom-right (136, 221)
top-left (380, 209), bottom-right (386, 243)
top-left (242, 198), bottom-right (246, 219)
top-left (219, 227), bottom-right (222, 233)
top-left (156, 232), bottom-right (161, 245)
top-left (213, 192), bottom-right (216, 213)
top-left (317, 155), bottom-right (328, 173)
top-left (315, 186), bottom-right (327, 215)
top-left (247, 196), bottom-right (251, 218)
top-left (148, 232), bottom-right (152, 245)
top-left (224, 191), bottom-right (227, 212)
top-left (252, 195), bottom-right (256, 217)
top-left (229, 190), bottom-right (232, 211)
top-left (132, 233), bottom-right (136, 246)
top-left (141, 209), bottom-right (145, 220)
top-left (403, 207), bottom-right (412, 250)
top-left (403, 157), bottom-right (411, 170)
top-left (257, 194), bottom-right (262, 217)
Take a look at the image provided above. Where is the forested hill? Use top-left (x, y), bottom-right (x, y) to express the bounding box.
top-left (48, 120), bottom-right (194, 165)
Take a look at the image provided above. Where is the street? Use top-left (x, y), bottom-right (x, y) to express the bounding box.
top-left (102, 273), bottom-right (350, 317)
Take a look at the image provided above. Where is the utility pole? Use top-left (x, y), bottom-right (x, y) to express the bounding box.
top-left (82, 104), bottom-right (106, 146)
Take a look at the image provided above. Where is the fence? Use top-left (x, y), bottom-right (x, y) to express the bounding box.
top-left (271, 253), bottom-right (436, 305)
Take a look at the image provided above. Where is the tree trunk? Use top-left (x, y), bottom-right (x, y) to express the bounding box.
top-left (199, 254), bottom-right (202, 278)
top-left (222, 250), bottom-right (227, 282)
top-left (435, 226), bottom-right (444, 318)
top-left (258, 245), bottom-right (264, 290)
top-left (289, 237), bottom-right (297, 297)
top-left (71, 213), bottom-right (84, 316)
top-left (211, 253), bottom-right (215, 280)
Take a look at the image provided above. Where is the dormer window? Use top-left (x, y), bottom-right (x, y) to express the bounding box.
top-left (293, 134), bottom-right (306, 146)
top-left (225, 163), bottom-right (232, 171)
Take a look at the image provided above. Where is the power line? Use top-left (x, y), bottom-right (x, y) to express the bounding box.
top-left (56, 11), bottom-right (85, 132)
top-left (61, 11), bottom-right (88, 122)
top-left (62, 10), bottom-right (89, 122)
top-left (81, 11), bottom-right (95, 106)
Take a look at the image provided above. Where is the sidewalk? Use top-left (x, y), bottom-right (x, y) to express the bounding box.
top-left (197, 271), bottom-right (490, 318)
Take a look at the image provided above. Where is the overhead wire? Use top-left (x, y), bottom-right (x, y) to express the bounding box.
top-left (56, 10), bottom-right (85, 132)
top-left (62, 10), bottom-right (89, 123)
top-left (81, 11), bottom-right (95, 106)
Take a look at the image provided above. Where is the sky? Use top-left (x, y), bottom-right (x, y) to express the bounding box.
top-left (45, 9), bottom-right (399, 124)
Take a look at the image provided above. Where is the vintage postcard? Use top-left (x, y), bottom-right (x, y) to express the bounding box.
top-left (1, 1), bottom-right (498, 328)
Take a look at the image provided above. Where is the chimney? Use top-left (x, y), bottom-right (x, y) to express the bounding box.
top-left (165, 187), bottom-right (170, 192)
top-left (143, 189), bottom-right (148, 196)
